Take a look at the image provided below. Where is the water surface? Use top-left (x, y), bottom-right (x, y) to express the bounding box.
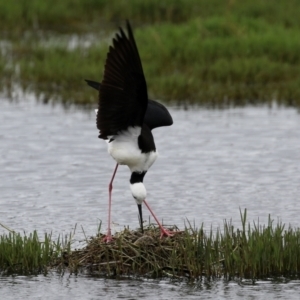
top-left (1, 274), bottom-right (300, 300)
top-left (0, 95), bottom-right (300, 298)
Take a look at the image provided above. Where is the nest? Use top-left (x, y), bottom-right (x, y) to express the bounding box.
top-left (51, 213), bottom-right (300, 280)
top-left (58, 224), bottom-right (194, 278)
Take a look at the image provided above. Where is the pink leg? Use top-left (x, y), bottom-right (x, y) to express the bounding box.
top-left (143, 200), bottom-right (174, 239)
top-left (103, 163), bottom-right (119, 243)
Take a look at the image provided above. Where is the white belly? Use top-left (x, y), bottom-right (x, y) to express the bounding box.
top-left (107, 126), bottom-right (158, 172)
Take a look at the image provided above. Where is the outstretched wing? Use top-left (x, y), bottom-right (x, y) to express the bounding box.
top-left (86, 80), bottom-right (173, 130)
top-left (97, 20), bottom-right (148, 139)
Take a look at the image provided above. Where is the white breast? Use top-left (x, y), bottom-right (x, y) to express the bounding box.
top-left (107, 126), bottom-right (158, 172)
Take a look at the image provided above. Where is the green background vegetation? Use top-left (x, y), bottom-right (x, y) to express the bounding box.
top-left (1, 0), bottom-right (300, 107)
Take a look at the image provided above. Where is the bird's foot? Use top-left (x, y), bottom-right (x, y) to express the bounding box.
top-left (159, 227), bottom-right (184, 239)
top-left (102, 235), bottom-right (113, 243)
top-left (159, 227), bottom-right (175, 239)
top-left (102, 230), bottom-right (113, 243)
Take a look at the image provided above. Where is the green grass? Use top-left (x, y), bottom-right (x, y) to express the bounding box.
top-left (141, 18), bottom-right (300, 106)
top-left (1, 0), bottom-right (300, 34)
top-left (1, 0), bottom-right (300, 106)
top-left (63, 210), bottom-right (300, 280)
top-left (2, 211), bottom-right (299, 280)
top-left (0, 225), bottom-right (71, 275)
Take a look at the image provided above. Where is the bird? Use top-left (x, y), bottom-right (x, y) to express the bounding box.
top-left (86, 20), bottom-right (174, 242)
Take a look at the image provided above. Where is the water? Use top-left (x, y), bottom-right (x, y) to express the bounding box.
top-left (1, 94), bottom-right (300, 298)
top-left (1, 274), bottom-right (300, 300)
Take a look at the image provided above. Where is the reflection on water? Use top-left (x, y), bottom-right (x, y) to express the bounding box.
top-left (1, 273), bottom-right (300, 300)
top-left (0, 94), bottom-right (300, 298)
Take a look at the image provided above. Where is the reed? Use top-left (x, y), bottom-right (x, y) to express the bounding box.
top-left (1, 210), bottom-right (300, 279)
top-left (59, 210), bottom-right (300, 280)
top-left (0, 227), bottom-right (71, 275)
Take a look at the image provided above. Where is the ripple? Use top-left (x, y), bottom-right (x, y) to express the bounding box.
top-left (0, 96), bottom-right (300, 298)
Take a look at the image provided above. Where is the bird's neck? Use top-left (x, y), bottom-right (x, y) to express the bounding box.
top-left (130, 171), bottom-right (147, 184)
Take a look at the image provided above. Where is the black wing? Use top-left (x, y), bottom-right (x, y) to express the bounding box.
top-left (86, 80), bottom-right (173, 130)
top-left (97, 20), bottom-right (148, 139)
top-left (144, 99), bottom-right (173, 130)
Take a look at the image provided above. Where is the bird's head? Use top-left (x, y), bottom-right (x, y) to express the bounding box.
top-left (130, 182), bottom-right (147, 204)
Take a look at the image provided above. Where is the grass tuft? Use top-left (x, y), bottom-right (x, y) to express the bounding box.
top-left (1, 211), bottom-right (300, 280)
top-left (55, 210), bottom-right (300, 280)
top-left (0, 227), bottom-right (71, 276)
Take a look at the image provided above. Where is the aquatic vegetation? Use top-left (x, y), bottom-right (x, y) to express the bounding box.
top-left (0, 226), bottom-right (71, 276)
top-left (1, 0), bottom-right (300, 106)
top-left (62, 210), bottom-right (300, 280)
top-left (1, 211), bottom-right (300, 280)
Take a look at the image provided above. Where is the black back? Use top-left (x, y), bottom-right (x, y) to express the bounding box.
top-left (97, 21), bottom-right (148, 139)
top-left (144, 99), bottom-right (173, 130)
top-left (138, 124), bottom-right (156, 153)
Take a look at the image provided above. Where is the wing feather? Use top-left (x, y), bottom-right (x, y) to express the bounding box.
top-left (97, 20), bottom-right (148, 139)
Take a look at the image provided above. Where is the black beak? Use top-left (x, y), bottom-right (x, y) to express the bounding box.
top-left (137, 204), bottom-right (144, 233)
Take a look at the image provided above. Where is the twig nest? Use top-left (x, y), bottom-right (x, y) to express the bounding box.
top-left (133, 235), bottom-right (155, 246)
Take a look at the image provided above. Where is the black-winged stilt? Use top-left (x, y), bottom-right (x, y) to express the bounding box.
top-left (86, 21), bottom-right (173, 242)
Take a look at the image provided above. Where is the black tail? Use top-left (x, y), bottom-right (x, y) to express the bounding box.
top-left (85, 79), bottom-right (101, 91)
